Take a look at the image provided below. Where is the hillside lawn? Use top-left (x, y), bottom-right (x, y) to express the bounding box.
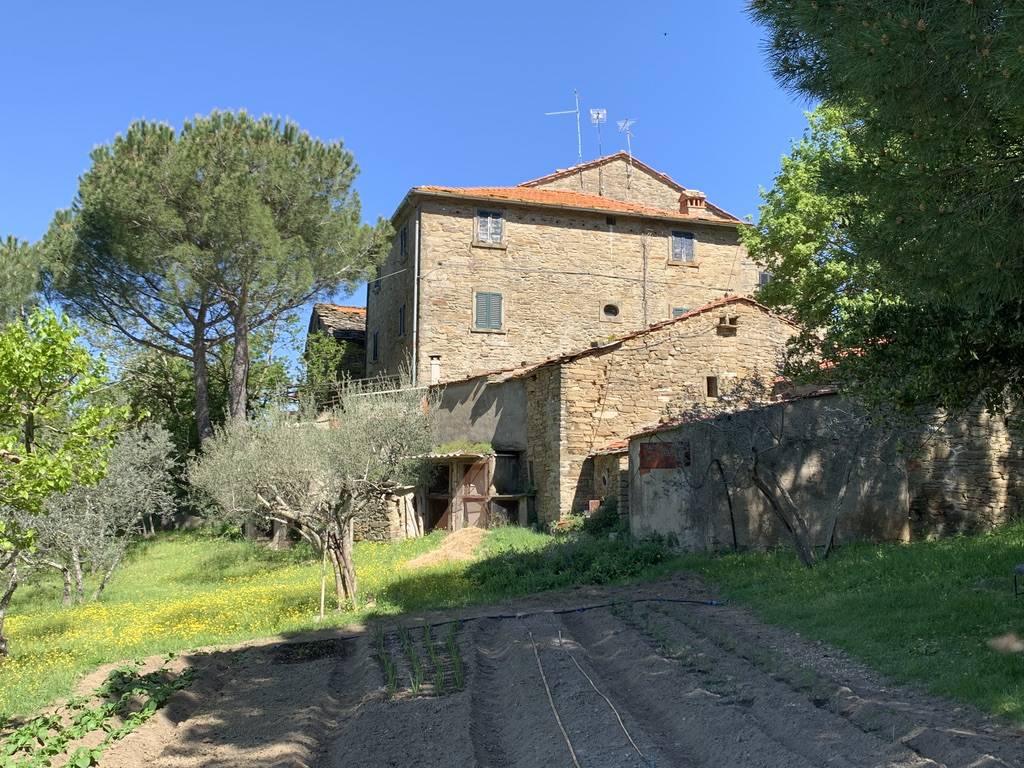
top-left (2, 521), bottom-right (1023, 724)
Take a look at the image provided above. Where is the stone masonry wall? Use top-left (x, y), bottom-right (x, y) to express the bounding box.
top-left (553, 302), bottom-right (797, 519)
top-left (522, 365), bottom-right (563, 526)
top-left (528, 156), bottom-right (688, 211)
top-left (412, 198), bottom-right (759, 384)
top-left (908, 404), bottom-right (1024, 537)
top-left (366, 209), bottom-right (416, 380)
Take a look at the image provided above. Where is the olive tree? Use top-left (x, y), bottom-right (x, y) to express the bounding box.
top-left (189, 380), bottom-right (434, 608)
top-left (28, 425), bottom-right (176, 605)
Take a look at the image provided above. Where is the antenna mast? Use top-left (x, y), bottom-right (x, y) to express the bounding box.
top-left (617, 118), bottom-right (637, 194)
top-left (545, 89), bottom-right (583, 182)
top-left (590, 108), bottom-right (607, 195)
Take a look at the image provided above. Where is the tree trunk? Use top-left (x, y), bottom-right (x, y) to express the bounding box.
top-left (228, 295), bottom-right (249, 423)
top-left (750, 458), bottom-right (818, 568)
top-left (71, 547), bottom-right (85, 603)
top-left (193, 318), bottom-right (214, 443)
top-left (270, 519), bottom-right (291, 550)
top-left (92, 555), bottom-right (121, 601)
top-left (823, 430), bottom-right (867, 559)
top-left (326, 522), bottom-right (358, 610)
top-left (61, 568), bottom-right (72, 607)
top-left (0, 565), bottom-right (19, 659)
top-left (712, 459), bottom-right (739, 552)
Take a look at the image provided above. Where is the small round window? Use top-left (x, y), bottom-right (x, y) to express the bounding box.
top-left (603, 303), bottom-right (620, 319)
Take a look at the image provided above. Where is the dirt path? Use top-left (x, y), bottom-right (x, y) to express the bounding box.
top-left (100, 575), bottom-right (1024, 768)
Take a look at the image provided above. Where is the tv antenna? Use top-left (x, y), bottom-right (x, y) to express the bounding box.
top-left (590, 108), bottom-right (607, 195)
top-left (545, 89), bottom-right (583, 169)
top-left (617, 118), bottom-right (637, 191)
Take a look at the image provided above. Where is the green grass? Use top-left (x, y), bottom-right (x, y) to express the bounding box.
top-left (0, 526), bottom-right (669, 720)
top-left (686, 521), bottom-right (1024, 722)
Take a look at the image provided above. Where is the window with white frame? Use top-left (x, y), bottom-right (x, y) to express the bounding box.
top-left (476, 210), bottom-right (504, 244)
top-left (474, 291), bottom-right (503, 330)
top-left (758, 270), bottom-right (772, 286)
top-left (670, 231), bottom-right (696, 263)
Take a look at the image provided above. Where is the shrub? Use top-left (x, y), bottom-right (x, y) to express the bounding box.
top-left (582, 495), bottom-right (625, 537)
top-left (465, 536), bottom-right (668, 595)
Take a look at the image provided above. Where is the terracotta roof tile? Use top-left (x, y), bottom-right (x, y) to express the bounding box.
top-left (413, 184), bottom-right (740, 225)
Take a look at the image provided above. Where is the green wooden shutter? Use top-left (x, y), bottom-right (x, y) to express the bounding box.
top-left (475, 292), bottom-right (502, 329)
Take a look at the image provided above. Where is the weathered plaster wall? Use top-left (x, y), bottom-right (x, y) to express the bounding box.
top-left (628, 396), bottom-right (910, 551)
top-left (432, 377), bottom-right (528, 451)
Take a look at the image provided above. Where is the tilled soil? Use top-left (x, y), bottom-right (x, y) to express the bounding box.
top-left (100, 574), bottom-right (1024, 768)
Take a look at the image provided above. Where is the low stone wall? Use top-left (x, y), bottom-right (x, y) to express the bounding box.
top-left (353, 491), bottom-right (419, 542)
top-left (629, 395), bottom-right (1024, 551)
top-left (908, 404), bottom-right (1024, 538)
top-left (628, 395), bottom-right (909, 550)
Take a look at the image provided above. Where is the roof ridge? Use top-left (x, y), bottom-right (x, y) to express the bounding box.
top-left (518, 152), bottom-right (689, 193)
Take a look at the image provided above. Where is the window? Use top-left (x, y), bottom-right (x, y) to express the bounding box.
top-left (602, 302), bottom-right (621, 320)
top-left (758, 270), bottom-right (772, 287)
top-left (399, 224), bottom-right (409, 260)
top-left (371, 330), bottom-right (379, 362)
top-left (371, 266), bottom-right (382, 292)
top-left (476, 210), bottom-right (504, 244)
top-left (671, 306), bottom-right (689, 318)
top-left (605, 215), bottom-right (617, 227)
top-left (706, 376), bottom-right (719, 399)
top-left (670, 231), bottom-right (696, 263)
top-left (474, 291), bottom-right (503, 330)
top-left (398, 304), bottom-right (406, 337)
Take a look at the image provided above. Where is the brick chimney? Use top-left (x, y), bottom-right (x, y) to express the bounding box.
top-left (680, 190), bottom-right (707, 215)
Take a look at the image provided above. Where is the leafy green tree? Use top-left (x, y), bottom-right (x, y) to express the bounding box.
top-left (47, 111), bottom-right (389, 439)
top-left (0, 309), bottom-right (125, 657)
top-left (0, 236), bottom-right (46, 323)
top-left (743, 107), bottom-right (885, 330)
top-left (747, 2), bottom-right (1024, 411)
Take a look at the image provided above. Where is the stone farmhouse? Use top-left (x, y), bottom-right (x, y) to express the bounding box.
top-left (306, 304), bottom-right (367, 382)
top-left (364, 152), bottom-right (771, 385)
top-left (429, 296), bottom-right (797, 528)
top-left (309, 154), bottom-right (793, 538)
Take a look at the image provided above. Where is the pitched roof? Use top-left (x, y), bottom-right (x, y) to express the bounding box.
top-left (413, 184), bottom-right (740, 226)
top-left (519, 151), bottom-right (686, 191)
top-left (309, 303), bottom-right (366, 341)
top-left (516, 151), bottom-right (740, 222)
top-left (436, 296), bottom-right (799, 388)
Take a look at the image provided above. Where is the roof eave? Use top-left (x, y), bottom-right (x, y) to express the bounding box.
top-left (406, 187), bottom-right (743, 229)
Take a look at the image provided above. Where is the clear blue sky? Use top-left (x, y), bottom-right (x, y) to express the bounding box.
top-left (1, 0), bottom-right (810, 312)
